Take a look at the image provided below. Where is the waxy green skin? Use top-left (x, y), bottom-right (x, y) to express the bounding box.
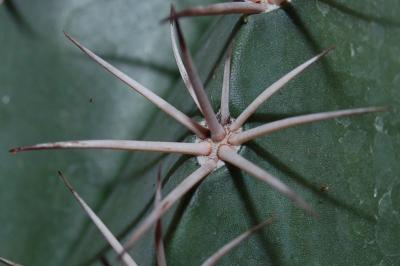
top-left (1, 0), bottom-right (400, 265)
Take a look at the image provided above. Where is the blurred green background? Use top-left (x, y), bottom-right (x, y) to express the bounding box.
top-left (0, 0), bottom-right (399, 265)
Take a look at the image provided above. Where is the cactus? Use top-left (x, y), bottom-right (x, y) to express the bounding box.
top-left (1, 0), bottom-right (399, 265)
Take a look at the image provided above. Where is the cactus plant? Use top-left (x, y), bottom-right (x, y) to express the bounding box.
top-left (1, 0), bottom-right (399, 265)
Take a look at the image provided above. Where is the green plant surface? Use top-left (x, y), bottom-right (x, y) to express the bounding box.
top-left (1, 0), bottom-right (399, 265)
top-left (0, 0), bottom-right (221, 265)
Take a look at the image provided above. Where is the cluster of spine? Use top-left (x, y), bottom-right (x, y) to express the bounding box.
top-left (6, 1), bottom-right (386, 266)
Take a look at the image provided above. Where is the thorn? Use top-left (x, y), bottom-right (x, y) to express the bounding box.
top-left (9, 140), bottom-right (210, 156)
top-left (231, 47), bottom-right (334, 131)
top-left (0, 256), bottom-right (22, 266)
top-left (172, 7), bottom-right (225, 141)
top-left (155, 165), bottom-right (167, 266)
top-left (63, 31), bottom-right (208, 139)
top-left (122, 160), bottom-right (217, 253)
top-left (220, 43), bottom-right (233, 126)
top-left (218, 145), bottom-right (316, 216)
top-left (201, 217), bottom-right (275, 266)
top-left (57, 171), bottom-right (138, 266)
top-left (169, 13), bottom-right (204, 115)
top-left (230, 106), bottom-right (388, 145)
top-left (161, 2), bottom-right (269, 22)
